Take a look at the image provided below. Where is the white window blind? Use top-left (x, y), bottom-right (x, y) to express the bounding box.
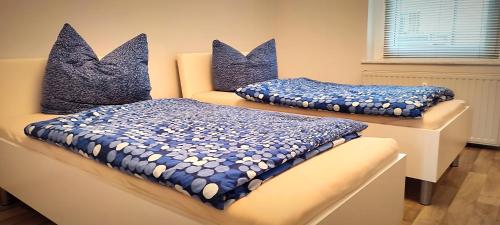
top-left (384, 0), bottom-right (500, 58)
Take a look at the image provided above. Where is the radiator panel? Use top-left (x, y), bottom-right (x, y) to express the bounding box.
top-left (362, 70), bottom-right (500, 146)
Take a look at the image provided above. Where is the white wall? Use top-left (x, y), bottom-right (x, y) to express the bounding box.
top-left (273, 0), bottom-right (499, 84)
top-left (1, 0), bottom-right (497, 99)
top-left (274, 0), bottom-right (368, 85)
top-left (0, 0), bottom-right (277, 98)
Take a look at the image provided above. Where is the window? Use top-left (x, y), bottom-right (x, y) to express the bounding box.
top-left (385, 0), bottom-right (500, 59)
top-left (366, 0), bottom-right (500, 63)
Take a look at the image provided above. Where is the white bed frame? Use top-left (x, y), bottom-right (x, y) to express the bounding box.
top-left (176, 53), bottom-right (472, 205)
top-left (0, 137), bottom-right (405, 225)
top-left (0, 58), bottom-right (406, 225)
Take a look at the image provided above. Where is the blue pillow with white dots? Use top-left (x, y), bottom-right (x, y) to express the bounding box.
top-left (41, 23), bottom-right (152, 114)
top-left (212, 39), bottom-right (278, 92)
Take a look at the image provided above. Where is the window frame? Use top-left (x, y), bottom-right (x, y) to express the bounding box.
top-left (364, 0), bottom-right (500, 65)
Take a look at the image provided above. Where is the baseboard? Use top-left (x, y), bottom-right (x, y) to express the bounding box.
top-left (466, 143), bottom-right (500, 150)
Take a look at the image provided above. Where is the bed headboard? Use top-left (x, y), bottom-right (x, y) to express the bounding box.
top-left (0, 57), bottom-right (173, 119)
top-left (0, 58), bottom-right (46, 118)
top-left (177, 52), bottom-right (249, 98)
top-left (176, 53), bottom-right (214, 98)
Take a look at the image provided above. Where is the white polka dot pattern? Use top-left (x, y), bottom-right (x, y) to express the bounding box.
top-left (236, 78), bottom-right (454, 118)
top-left (24, 99), bottom-right (365, 209)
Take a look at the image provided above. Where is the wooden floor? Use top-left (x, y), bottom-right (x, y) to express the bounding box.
top-left (0, 201), bottom-right (54, 225)
top-left (0, 147), bottom-right (498, 225)
top-left (402, 146), bottom-right (500, 225)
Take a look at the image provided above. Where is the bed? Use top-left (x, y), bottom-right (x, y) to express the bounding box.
top-left (177, 53), bottom-right (472, 205)
top-left (0, 58), bottom-right (406, 225)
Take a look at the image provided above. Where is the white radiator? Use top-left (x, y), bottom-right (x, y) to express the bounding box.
top-left (362, 70), bottom-right (500, 147)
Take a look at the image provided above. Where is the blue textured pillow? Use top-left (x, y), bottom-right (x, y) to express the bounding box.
top-left (212, 39), bottom-right (278, 92)
top-left (41, 23), bottom-right (152, 114)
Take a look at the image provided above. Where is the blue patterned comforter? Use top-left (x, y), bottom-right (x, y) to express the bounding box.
top-left (236, 78), bottom-right (454, 118)
top-left (24, 99), bottom-right (366, 209)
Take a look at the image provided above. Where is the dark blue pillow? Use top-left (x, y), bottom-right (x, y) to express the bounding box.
top-left (41, 23), bottom-right (152, 114)
top-left (212, 39), bottom-right (278, 92)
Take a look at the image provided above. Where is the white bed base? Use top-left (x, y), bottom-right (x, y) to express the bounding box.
top-left (0, 137), bottom-right (406, 225)
top-left (176, 53), bottom-right (472, 205)
top-left (364, 106), bottom-right (470, 204)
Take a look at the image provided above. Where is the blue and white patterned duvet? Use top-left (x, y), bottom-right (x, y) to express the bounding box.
top-left (24, 99), bottom-right (366, 209)
top-left (236, 78), bottom-right (454, 118)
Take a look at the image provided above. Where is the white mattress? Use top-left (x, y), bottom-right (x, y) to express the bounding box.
top-left (192, 91), bottom-right (467, 130)
top-left (0, 113), bottom-right (399, 225)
